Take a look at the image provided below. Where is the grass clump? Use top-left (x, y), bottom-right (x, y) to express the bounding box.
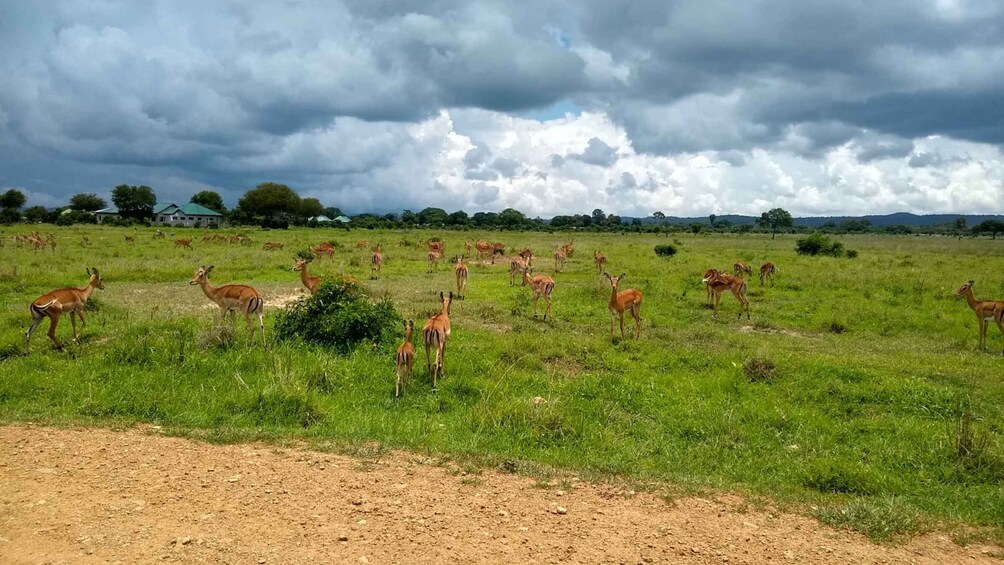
top-left (742, 357), bottom-right (776, 383)
top-left (802, 458), bottom-right (879, 495)
top-left (654, 244), bottom-right (678, 257)
top-left (814, 497), bottom-right (925, 541)
top-left (274, 281), bottom-right (400, 352)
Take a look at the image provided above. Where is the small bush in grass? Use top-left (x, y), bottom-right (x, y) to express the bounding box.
top-left (846, 249), bottom-right (859, 258)
top-left (198, 323), bottom-right (237, 351)
top-left (295, 249), bottom-right (314, 261)
top-left (796, 232), bottom-right (846, 257)
top-left (826, 321), bottom-right (848, 334)
top-left (802, 458), bottom-right (879, 495)
top-left (742, 357), bottom-right (776, 383)
top-left (274, 281), bottom-right (400, 352)
top-left (654, 244), bottom-right (677, 257)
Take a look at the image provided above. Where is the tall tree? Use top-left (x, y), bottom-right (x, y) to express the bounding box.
top-left (447, 210), bottom-right (470, 226)
top-left (112, 184), bottom-right (157, 220)
top-left (323, 206), bottom-right (344, 219)
top-left (709, 214), bottom-right (717, 227)
top-left (591, 208), bottom-right (606, 225)
top-left (0, 189), bottom-right (26, 210)
top-left (973, 220), bottom-right (1004, 240)
top-left (69, 193), bottom-right (107, 211)
top-left (418, 207), bottom-right (449, 225)
top-left (652, 211), bottom-right (666, 219)
top-left (299, 197), bottom-right (324, 218)
top-left (236, 182), bottom-right (301, 218)
top-left (23, 206), bottom-right (49, 223)
top-left (757, 207), bottom-right (793, 239)
top-left (499, 208), bottom-right (526, 228)
top-left (190, 190), bottom-right (226, 213)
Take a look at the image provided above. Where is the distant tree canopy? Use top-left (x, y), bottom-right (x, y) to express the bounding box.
top-left (757, 208), bottom-right (793, 239)
top-left (0, 189), bottom-right (26, 210)
top-left (23, 206), bottom-right (50, 223)
top-left (323, 206), bottom-right (344, 219)
top-left (973, 220), bottom-right (1004, 239)
top-left (300, 197), bottom-right (324, 218)
top-left (418, 207), bottom-right (449, 225)
top-left (69, 193), bottom-right (107, 212)
top-left (190, 190), bottom-right (226, 213)
top-left (237, 182), bottom-right (301, 219)
top-left (112, 184), bottom-right (157, 220)
top-left (652, 211), bottom-right (666, 219)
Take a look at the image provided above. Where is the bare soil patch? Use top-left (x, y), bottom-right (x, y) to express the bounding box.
top-left (0, 425), bottom-right (999, 564)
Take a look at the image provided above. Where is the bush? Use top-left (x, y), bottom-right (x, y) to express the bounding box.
top-left (653, 244), bottom-right (677, 257)
top-left (846, 249), bottom-right (859, 259)
top-left (273, 281), bottom-right (400, 352)
top-left (796, 232), bottom-right (846, 257)
top-left (743, 357), bottom-right (776, 383)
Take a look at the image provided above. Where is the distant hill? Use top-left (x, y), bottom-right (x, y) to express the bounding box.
top-left (621, 213), bottom-right (1004, 227)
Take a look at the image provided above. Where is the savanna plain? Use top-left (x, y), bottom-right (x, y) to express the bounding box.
top-left (1, 226), bottom-right (1003, 547)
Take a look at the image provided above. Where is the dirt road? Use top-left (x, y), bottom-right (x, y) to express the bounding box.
top-left (0, 425), bottom-right (998, 564)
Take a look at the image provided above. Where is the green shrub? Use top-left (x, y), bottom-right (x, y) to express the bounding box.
top-left (273, 281), bottom-right (400, 352)
top-left (654, 244), bottom-right (677, 257)
top-left (846, 249), bottom-right (859, 258)
top-left (796, 232), bottom-right (846, 257)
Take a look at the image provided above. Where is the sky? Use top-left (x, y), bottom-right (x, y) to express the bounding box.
top-left (1, 0), bottom-right (1002, 217)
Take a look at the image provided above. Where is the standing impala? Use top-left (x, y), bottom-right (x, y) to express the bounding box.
top-left (423, 292), bottom-right (453, 389)
top-left (25, 267), bottom-right (105, 351)
top-left (174, 237), bottom-right (194, 250)
top-left (454, 256), bottom-right (468, 299)
top-left (293, 258), bottom-right (320, 294)
top-left (703, 270), bottom-right (750, 320)
top-left (604, 272), bottom-right (643, 339)
top-left (554, 248), bottom-right (567, 272)
top-left (371, 248), bottom-right (384, 277)
top-left (759, 262), bottom-right (777, 286)
top-left (955, 280), bottom-right (1004, 354)
top-left (395, 320), bottom-right (415, 397)
top-left (594, 251), bottom-right (608, 274)
top-left (522, 266), bottom-right (555, 320)
top-left (190, 265), bottom-right (265, 344)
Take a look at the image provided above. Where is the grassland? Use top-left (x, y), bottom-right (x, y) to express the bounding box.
top-left (1, 225), bottom-right (1002, 541)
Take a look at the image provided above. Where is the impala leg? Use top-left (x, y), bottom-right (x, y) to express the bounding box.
top-left (46, 313), bottom-right (62, 349)
top-left (620, 313), bottom-right (625, 338)
top-left (610, 312), bottom-right (616, 337)
top-left (425, 337), bottom-right (432, 377)
top-left (632, 304), bottom-right (641, 338)
top-left (544, 294), bottom-right (552, 321)
top-left (994, 315), bottom-right (1004, 355)
top-left (69, 311), bottom-right (78, 342)
top-left (25, 314), bottom-right (44, 351)
top-left (980, 318), bottom-right (988, 349)
top-left (440, 339), bottom-right (447, 380)
top-left (532, 293), bottom-right (539, 318)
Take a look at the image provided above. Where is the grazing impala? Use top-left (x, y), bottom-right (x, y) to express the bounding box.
top-left (733, 261), bottom-right (753, 277)
top-left (293, 258), bottom-right (321, 295)
top-left (454, 256), bottom-right (468, 299)
top-left (522, 266), bottom-right (555, 320)
top-left (703, 270), bottom-right (750, 320)
top-left (174, 237), bottom-right (194, 250)
top-left (594, 251), bottom-right (608, 274)
top-left (422, 291), bottom-right (453, 389)
top-left (124, 235), bottom-right (135, 245)
top-left (474, 239), bottom-right (493, 262)
top-left (955, 280), bottom-right (1004, 354)
top-left (759, 262), bottom-right (777, 286)
top-left (427, 250), bottom-right (441, 272)
top-left (154, 229), bottom-right (166, 238)
top-left (190, 265), bottom-right (265, 344)
top-left (703, 268), bottom-right (720, 306)
top-left (310, 243), bottom-right (334, 260)
top-left (371, 248), bottom-right (384, 277)
top-left (604, 273), bottom-right (643, 339)
top-left (25, 267), bottom-right (105, 351)
top-left (518, 248), bottom-right (533, 270)
top-left (263, 241), bottom-right (284, 251)
top-left (395, 320), bottom-right (415, 397)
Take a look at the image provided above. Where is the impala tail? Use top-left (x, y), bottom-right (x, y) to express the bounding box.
top-left (29, 299), bottom-right (57, 319)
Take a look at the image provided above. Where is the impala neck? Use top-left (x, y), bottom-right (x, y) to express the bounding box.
top-left (299, 265), bottom-right (312, 286)
top-left (441, 300), bottom-right (450, 317)
top-left (199, 278), bottom-right (220, 301)
top-left (80, 278), bottom-right (97, 301)
top-left (609, 284), bottom-right (619, 306)
top-left (404, 325), bottom-right (413, 343)
top-left (963, 288), bottom-right (981, 311)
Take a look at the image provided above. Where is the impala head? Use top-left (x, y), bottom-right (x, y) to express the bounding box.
top-left (604, 272), bottom-right (626, 288)
top-left (85, 267), bottom-right (105, 290)
top-left (293, 258), bottom-right (310, 272)
top-left (439, 291), bottom-right (453, 314)
top-left (702, 268), bottom-right (720, 283)
top-left (955, 280), bottom-right (975, 296)
top-left (190, 265), bottom-right (214, 285)
top-left (403, 319), bottom-right (414, 334)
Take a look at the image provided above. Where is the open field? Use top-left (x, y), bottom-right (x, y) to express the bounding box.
top-left (1, 225), bottom-right (1003, 542)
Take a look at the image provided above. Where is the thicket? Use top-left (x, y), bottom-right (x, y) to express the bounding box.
top-left (273, 281), bottom-right (400, 353)
top-left (796, 232), bottom-right (856, 257)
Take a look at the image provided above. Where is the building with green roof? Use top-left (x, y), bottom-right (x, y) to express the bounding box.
top-left (154, 202), bottom-right (223, 227)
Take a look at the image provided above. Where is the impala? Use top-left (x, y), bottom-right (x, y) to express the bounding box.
top-left (518, 248), bottom-right (533, 270)
top-left (427, 250), bottom-right (441, 272)
top-left (371, 249), bottom-right (384, 277)
top-left (423, 291), bottom-right (453, 389)
top-left (474, 239), bottom-right (493, 261)
top-left (759, 262), bottom-right (777, 286)
top-left (46, 234), bottom-right (56, 252)
top-left (509, 257), bottom-right (527, 286)
top-left (561, 239), bottom-right (574, 257)
top-left (454, 256), bottom-right (468, 299)
top-left (703, 270), bottom-right (750, 319)
top-left (464, 240), bottom-right (473, 254)
top-left (356, 240), bottom-right (370, 249)
top-left (703, 268), bottom-right (720, 306)
top-left (293, 258), bottom-right (320, 294)
top-left (124, 235), bottom-right (135, 245)
top-left (154, 229), bottom-right (166, 238)
top-left (310, 243), bottom-right (334, 260)
top-left (522, 266), bottom-right (555, 320)
top-left (395, 320), bottom-right (415, 397)
top-left (955, 280), bottom-right (1004, 354)
top-left (554, 248), bottom-right (567, 272)
top-left (174, 238), bottom-right (194, 250)
top-left (733, 261), bottom-right (753, 277)
top-left (428, 241), bottom-right (445, 255)
top-left (604, 273), bottom-right (643, 339)
top-left (25, 267), bottom-right (105, 351)
top-left (263, 241), bottom-right (284, 251)
top-left (190, 265), bottom-right (265, 344)
top-left (594, 251), bottom-right (608, 274)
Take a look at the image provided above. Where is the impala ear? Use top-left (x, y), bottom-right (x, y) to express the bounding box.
top-left (86, 268), bottom-right (91, 275)
top-left (92, 267), bottom-right (99, 277)
top-left (207, 265), bottom-right (215, 274)
top-left (448, 291), bottom-right (454, 299)
top-left (619, 273), bottom-right (626, 279)
top-left (440, 291), bottom-right (444, 301)
top-left (603, 272), bottom-right (611, 280)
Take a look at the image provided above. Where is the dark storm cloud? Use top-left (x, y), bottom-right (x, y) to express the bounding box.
top-left (568, 137), bottom-right (618, 167)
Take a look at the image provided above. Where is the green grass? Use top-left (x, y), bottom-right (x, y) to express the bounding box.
top-left (1, 225), bottom-right (1003, 542)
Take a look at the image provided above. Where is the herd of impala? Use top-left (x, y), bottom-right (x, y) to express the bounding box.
top-left (18, 231), bottom-right (1004, 397)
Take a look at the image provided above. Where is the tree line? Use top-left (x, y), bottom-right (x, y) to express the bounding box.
top-left (1, 185), bottom-right (1001, 237)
